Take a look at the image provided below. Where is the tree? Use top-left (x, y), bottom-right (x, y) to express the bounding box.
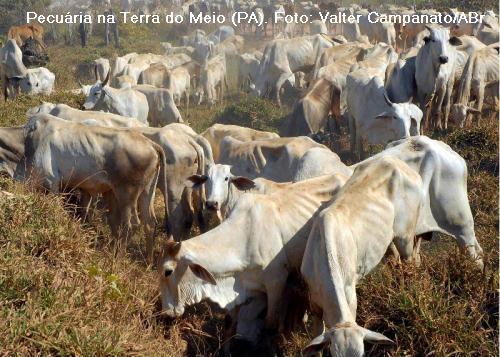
top-left (0, 0), bottom-right (51, 34)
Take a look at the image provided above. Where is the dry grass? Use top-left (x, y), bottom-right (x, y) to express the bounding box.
top-left (0, 25), bottom-right (498, 356)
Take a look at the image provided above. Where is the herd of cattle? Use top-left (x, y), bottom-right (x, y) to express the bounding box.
top-left (0, 1), bottom-right (497, 355)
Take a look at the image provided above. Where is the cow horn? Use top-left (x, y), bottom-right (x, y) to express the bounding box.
top-left (94, 66), bottom-right (99, 81)
top-left (383, 92), bottom-right (393, 106)
top-left (77, 80), bottom-right (84, 87)
top-left (102, 70), bottom-right (110, 86)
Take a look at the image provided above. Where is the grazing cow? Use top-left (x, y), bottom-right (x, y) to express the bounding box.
top-left (280, 78), bottom-right (342, 137)
top-left (138, 124), bottom-right (213, 240)
top-left (27, 102), bottom-right (146, 128)
top-left (159, 173), bottom-right (348, 340)
top-left (346, 68), bottom-right (423, 160)
top-left (415, 26), bottom-right (462, 130)
top-left (8, 24), bottom-right (46, 48)
top-left (302, 157), bottom-right (422, 356)
top-left (93, 58), bottom-right (110, 82)
top-left (354, 136), bottom-right (484, 269)
top-left (201, 124), bottom-right (279, 162)
top-left (451, 46), bottom-right (499, 126)
top-left (19, 67), bottom-right (55, 95)
top-left (217, 136), bottom-right (326, 182)
top-left (23, 114), bottom-right (167, 261)
top-left (254, 34), bottom-right (334, 105)
top-left (195, 54), bottom-right (228, 106)
top-left (132, 84), bottom-right (183, 126)
top-left (1, 40), bottom-right (28, 100)
top-left (83, 72), bottom-right (149, 124)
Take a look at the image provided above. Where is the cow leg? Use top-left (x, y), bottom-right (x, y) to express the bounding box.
top-left (453, 225), bottom-right (484, 270)
top-left (139, 170), bottom-right (159, 264)
top-left (348, 113), bottom-right (357, 161)
top-left (434, 88), bottom-right (446, 130)
top-left (475, 81), bottom-right (485, 125)
top-left (263, 272), bottom-right (287, 331)
top-left (443, 82), bottom-right (454, 130)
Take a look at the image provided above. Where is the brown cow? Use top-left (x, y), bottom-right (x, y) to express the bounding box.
top-left (7, 23), bottom-right (46, 48)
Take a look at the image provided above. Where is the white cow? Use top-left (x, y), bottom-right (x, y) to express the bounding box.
top-left (132, 84), bottom-right (183, 126)
top-left (254, 34), bottom-right (334, 105)
top-left (26, 102), bottom-right (146, 128)
top-left (83, 72), bottom-right (149, 124)
top-left (415, 26), bottom-right (462, 130)
top-left (196, 54), bottom-right (227, 106)
top-left (1, 39), bottom-right (27, 100)
top-left (93, 57), bottom-right (110, 82)
top-left (164, 66), bottom-right (191, 108)
top-left (346, 69), bottom-right (422, 160)
top-left (354, 136), bottom-right (484, 268)
top-left (451, 46), bottom-right (499, 126)
top-left (201, 123), bottom-right (279, 162)
top-left (293, 147), bottom-right (352, 181)
top-left (302, 156), bottom-right (423, 356)
top-left (217, 136), bottom-right (325, 182)
top-left (19, 67), bottom-right (55, 95)
top-left (159, 173), bottom-right (348, 337)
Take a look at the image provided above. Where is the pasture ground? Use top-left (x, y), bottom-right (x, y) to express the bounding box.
top-left (0, 24), bottom-right (498, 355)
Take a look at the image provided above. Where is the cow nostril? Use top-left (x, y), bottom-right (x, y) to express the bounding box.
top-left (439, 56), bottom-right (448, 64)
top-left (206, 201), bottom-right (219, 210)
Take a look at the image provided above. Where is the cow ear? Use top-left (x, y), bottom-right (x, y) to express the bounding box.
top-left (449, 36), bottom-right (463, 46)
top-left (303, 332), bottom-right (330, 356)
top-left (189, 263), bottom-right (217, 285)
top-left (230, 176), bottom-right (256, 191)
top-left (362, 328), bottom-right (394, 345)
top-left (166, 238), bottom-right (181, 256)
top-left (187, 174), bottom-right (208, 188)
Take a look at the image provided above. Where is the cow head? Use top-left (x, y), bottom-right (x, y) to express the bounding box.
top-left (372, 93), bottom-right (423, 142)
top-left (19, 71), bottom-right (40, 95)
top-left (188, 164), bottom-right (256, 212)
top-left (82, 70), bottom-right (110, 110)
top-left (159, 238), bottom-right (217, 318)
top-left (26, 102), bottom-right (56, 117)
top-left (303, 323), bottom-right (394, 357)
top-left (451, 104), bottom-right (481, 127)
top-left (422, 26), bottom-right (462, 69)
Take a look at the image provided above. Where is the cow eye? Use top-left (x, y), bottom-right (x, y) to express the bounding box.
top-left (225, 177), bottom-right (229, 181)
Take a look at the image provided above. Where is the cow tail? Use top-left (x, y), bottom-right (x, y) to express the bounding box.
top-left (457, 51), bottom-right (476, 105)
top-left (153, 142), bottom-right (171, 237)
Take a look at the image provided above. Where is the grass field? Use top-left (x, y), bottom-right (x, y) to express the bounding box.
top-left (0, 24), bottom-right (498, 356)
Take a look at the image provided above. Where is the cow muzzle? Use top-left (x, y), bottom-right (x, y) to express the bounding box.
top-left (438, 55), bottom-right (448, 64)
top-left (205, 201), bottom-right (219, 210)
